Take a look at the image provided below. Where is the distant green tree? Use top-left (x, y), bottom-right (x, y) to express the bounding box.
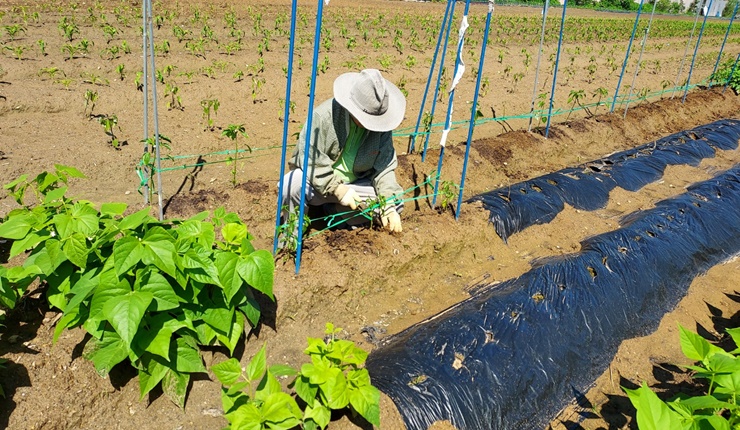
top-left (723, 0), bottom-right (738, 16)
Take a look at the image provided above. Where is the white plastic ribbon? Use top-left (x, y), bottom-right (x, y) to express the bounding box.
top-left (450, 15), bottom-right (469, 92)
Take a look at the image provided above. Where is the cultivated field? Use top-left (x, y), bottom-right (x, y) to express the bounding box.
top-left (1, 0), bottom-right (739, 428)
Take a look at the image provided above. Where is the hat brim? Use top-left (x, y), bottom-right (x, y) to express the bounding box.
top-left (333, 72), bottom-right (406, 132)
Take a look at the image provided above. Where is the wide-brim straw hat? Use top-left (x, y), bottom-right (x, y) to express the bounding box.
top-left (333, 69), bottom-right (406, 132)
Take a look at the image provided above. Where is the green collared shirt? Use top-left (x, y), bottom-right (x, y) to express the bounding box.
top-left (332, 119), bottom-right (366, 183)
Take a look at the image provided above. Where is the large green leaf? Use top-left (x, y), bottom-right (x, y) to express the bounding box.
top-left (65, 266), bottom-right (102, 312)
top-left (10, 230), bottom-right (51, 258)
top-left (54, 164), bottom-right (86, 179)
top-left (222, 222), bottom-right (248, 246)
top-left (102, 290), bottom-right (154, 347)
top-left (203, 305), bottom-right (234, 336)
top-left (63, 232), bottom-right (88, 269)
top-left (322, 370), bottom-right (350, 409)
top-left (679, 324), bottom-right (723, 362)
top-left (70, 202), bottom-right (99, 237)
top-left (304, 400), bottom-right (331, 430)
top-left (83, 328), bottom-right (129, 377)
top-left (141, 227), bottom-right (177, 278)
top-left (715, 371), bottom-right (740, 396)
top-left (132, 315), bottom-right (173, 361)
top-left (349, 382), bottom-right (381, 426)
top-left (100, 202), bottom-right (127, 216)
top-left (236, 250), bottom-right (274, 300)
top-left (215, 251), bottom-right (242, 303)
top-left (181, 247), bottom-right (221, 286)
top-left (42, 186), bottom-right (67, 204)
top-left (230, 403), bottom-right (262, 430)
top-left (212, 357), bottom-right (242, 386)
top-left (216, 311), bottom-right (244, 355)
top-left (138, 355), bottom-right (169, 400)
top-left (24, 239), bottom-right (66, 276)
top-left (0, 214), bottom-right (33, 240)
top-left (118, 207), bottom-right (153, 231)
top-left (246, 344), bottom-right (268, 383)
top-left (52, 214), bottom-right (73, 239)
top-left (624, 382), bottom-right (683, 430)
top-left (172, 336), bottom-right (206, 374)
top-left (113, 235), bottom-right (144, 277)
top-left (175, 220), bottom-right (215, 249)
top-left (162, 367), bottom-right (190, 408)
top-left (260, 392), bottom-right (302, 429)
top-left (294, 374), bottom-right (318, 405)
top-left (138, 269), bottom-right (180, 311)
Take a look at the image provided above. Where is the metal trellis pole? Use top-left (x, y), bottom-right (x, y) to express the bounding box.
top-left (611, 0), bottom-right (645, 113)
top-left (295, 0), bottom-right (326, 274)
top-left (624, 0), bottom-right (657, 118)
top-left (143, 0), bottom-right (163, 220)
top-left (672, 0), bottom-right (704, 98)
top-left (274, 0), bottom-right (299, 255)
top-left (528, 0), bottom-right (550, 132)
top-left (408, 0), bottom-right (453, 155)
top-left (457, 0), bottom-right (493, 220)
top-left (709, 1), bottom-right (739, 88)
top-left (141, 0), bottom-right (149, 205)
top-left (545, 0), bottom-right (567, 138)
top-left (422, 0), bottom-right (458, 162)
top-left (683, 0), bottom-right (714, 103)
top-left (432, 0), bottom-right (472, 207)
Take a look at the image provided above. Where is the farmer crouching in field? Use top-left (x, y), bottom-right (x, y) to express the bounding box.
top-left (281, 69), bottom-right (406, 233)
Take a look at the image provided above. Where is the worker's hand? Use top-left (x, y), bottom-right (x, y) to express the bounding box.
top-left (381, 208), bottom-right (402, 233)
top-left (335, 184), bottom-right (361, 210)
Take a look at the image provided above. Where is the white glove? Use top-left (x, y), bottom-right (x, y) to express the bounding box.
top-left (381, 208), bottom-right (402, 233)
top-left (335, 184), bottom-right (361, 210)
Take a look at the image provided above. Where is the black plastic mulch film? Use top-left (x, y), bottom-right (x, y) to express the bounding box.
top-left (365, 119), bottom-right (740, 430)
top-left (467, 119), bottom-right (740, 242)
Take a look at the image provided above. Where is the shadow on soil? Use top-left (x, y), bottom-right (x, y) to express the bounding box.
top-left (551, 291), bottom-right (740, 430)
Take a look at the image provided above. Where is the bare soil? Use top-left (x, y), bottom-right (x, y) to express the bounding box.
top-left (0, 1), bottom-right (739, 429)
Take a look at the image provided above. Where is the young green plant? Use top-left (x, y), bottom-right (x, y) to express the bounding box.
top-left (221, 124), bottom-right (251, 187)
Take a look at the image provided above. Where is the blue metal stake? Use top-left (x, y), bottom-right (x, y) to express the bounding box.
top-left (672, 0), bottom-right (704, 99)
top-left (611, 0), bottom-right (645, 113)
top-left (422, 0), bottom-right (458, 162)
top-left (408, 0), bottom-right (453, 154)
top-left (433, 0), bottom-right (472, 207)
top-left (723, 53), bottom-right (740, 94)
top-left (545, 0), bottom-right (568, 138)
top-left (295, 0), bottom-right (325, 274)
top-left (709, 1), bottom-right (739, 88)
top-left (683, 0), bottom-right (713, 103)
top-left (457, 0), bottom-right (493, 220)
top-left (273, 0), bottom-right (299, 255)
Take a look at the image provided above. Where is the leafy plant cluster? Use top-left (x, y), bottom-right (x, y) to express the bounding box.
top-left (710, 58), bottom-right (740, 95)
top-left (625, 324), bottom-right (740, 429)
top-left (0, 166), bottom-right (275, 406)
top-left (214, 323), bottom-right (380, 430)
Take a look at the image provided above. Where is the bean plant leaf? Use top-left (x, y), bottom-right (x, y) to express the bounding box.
top-left (102, 290), bottom-right (154, 347)
top-left (70, 202), bottom-right (99, 237)
top-left (727, 328), bottom-right (740, 354)
top-left (245, 344), bottom-right (268, 383)
top-left (260, 392), bottom-right (302, 429)
top-left (679, 324), bottom-right (723, 362)
top-left (349, 383), bottom-right (381, 426)
top-left (222, 222), bottom-right (247, 246)
top-left (138, 269), bottom-right (180, 311)
top-left (323, 370), bottom-right (350, 409)
top-left (294, 374), bottom-right (318, 405)
top-left (624, 382), bottom-right (683, 430)
top-left (181, 248), bottom-right (221, 286)
top-left (269, 364), bottom-right (298, 377)
top-left (304, 400), bottom-right (331, 430)
top-left (215, 251), bottom-right (242, 303)
top-left (212, 358), bottom-right (242, 386)
top-left (138, 356), bottom-right (169, 400)
top-left (141, 227), bottom-right (177, 278)
top-left (230, 403), bottom-right (262, 430)
top-left (83, 328), bottom-right (129, 377)
top-left (10, 230), bottom-right (51, 258)
top-left (215, 310), bottom-right (244, 355)
top-left (54, 164), bottom-right (86, 179)
top-left (0, 214), bottom-right (33, 239)
top-left (236, 250), bottom-right (274, 300)
top-left (113, 235), bottom-right (144, 277)
top-left (173, 336), bottom-right (206, 374)
top-left (100, 202), bottom-right (127, 216)
top-left (162, 367), bottom-right (190, 408)
top-left (118, 207), bottom-right (152, 231)
top-left (43, 186), bottom-right (67, 204)
top-left (63, 233), bottom-right (88, 269)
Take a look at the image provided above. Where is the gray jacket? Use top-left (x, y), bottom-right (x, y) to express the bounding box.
top-left (289, 98), bottom-right (404, 199)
